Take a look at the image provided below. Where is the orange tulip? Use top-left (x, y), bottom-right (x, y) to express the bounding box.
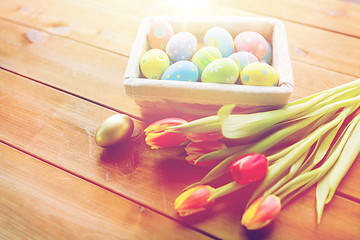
top-left (242, 195), bottom-right (281, 230)
top-left (174, 185), bottom-right (215, 217)
top-left (144, 118), bottom-right (188, 149)
top-left (185, 141), bottom-right (227, 166)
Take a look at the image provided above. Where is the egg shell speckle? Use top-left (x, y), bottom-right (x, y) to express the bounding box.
top-left (161, 61), bottom-right (199, 82)
top-left (166, 32), bottom-right (197, 62)
top-left (234, 31), bottom-right (268, 60)
top-left (240, 62), bottom-right (279, 86)
top-left (147, 19), bottom-right (174, 51)
top-left (204, 27), bottom-right (234, 57)
top-left (140, 49), bottom-right (170, 79)
top-left (191, 46), bottom-right (222, 76)
top-left (201, 58), bottom-right (239, 84)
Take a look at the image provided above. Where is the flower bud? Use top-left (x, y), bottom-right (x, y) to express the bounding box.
top-left (144, 118), bottom-right (188, 149)
top-left (242, 195), bottom-right (281, 230)
top-left (185, 141), bottom-right (227, 166)
top-left (188, 132), bottom-right (223, 142)
top-left (229, 153), bottom-right (268, 185)
top-left (174, 185), bottom-right (215, 217)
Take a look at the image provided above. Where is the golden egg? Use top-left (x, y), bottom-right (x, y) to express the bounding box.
top-left (95, 113), bottom-right (134, 147)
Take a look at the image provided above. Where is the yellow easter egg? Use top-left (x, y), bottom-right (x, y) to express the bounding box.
top-left (240, 62), bottom-right (279, 86)
top-left (140, 49), bottom-right (170, 79)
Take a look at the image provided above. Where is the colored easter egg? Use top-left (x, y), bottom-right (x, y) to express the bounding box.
top-left (204, 27), bottom-right (234, 57)
top-left (95, 114), bottom-right (134, 148)
top-left (147, 19), bottom-right (174, 51)
top-left (161, 61), bottom-right (199, 82)
top-left (201, 58), bottom-right (239, 84)
top-left (140, 49), bottom-right (170, 79)
top-left (259, 41), bottom-right (272, 64)
top-left (234, 31), bottom-right (268, 60)
top-left (191, 46), bottom-right (222, 75)
top-left (228, 51), bottom-right (258, 82)
top-left (166, 32), bottom-right (197, 62)
top-left (240, 62), bottom-right (279, 86)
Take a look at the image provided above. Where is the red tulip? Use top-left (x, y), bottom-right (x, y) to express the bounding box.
top-left (174, 185), bottom-right (215, 217)
top-left (242, 195), bottom-right (281, 230)
top-left (185, 141), bottom-right (227, 166)
top-left (229, 153), bottom-right (268, 185)
top-left (188, 132), bottom-right (223, 142)
top-left (144, 118), bottom-right (188, 149)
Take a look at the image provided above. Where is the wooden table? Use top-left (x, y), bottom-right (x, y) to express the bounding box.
top-left (1, 0), bottom-right (360, 239)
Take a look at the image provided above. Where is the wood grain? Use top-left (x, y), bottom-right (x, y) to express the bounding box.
top-left (1, 0), bottom-right (360, 239)
top-left (0, 18), bottom-right (143, 119)
top-left (1, 0), bottom-right (360, 77)
top-left (0, 17), bottom-right (357, 120)
top-left (222, 0), bottom-right (360, 37)
top-left (0, 143), bottom-right (213, 240)
top-left (1, 67), bottom-right (359, 239)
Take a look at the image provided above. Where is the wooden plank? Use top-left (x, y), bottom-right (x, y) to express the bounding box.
top-left (290, 61), bottom-right (356, 100)
top-left (0, 143), bottom-right (213, 240)
top-left (222, 0), bottom-right (360, 37)
top-left (1, 0), bottom-right (360, 77)
top-left (1, 67), bottom-right (360, 239)
top-left (0, 18), bottom-right (143, 119)
top-left (0, 0), bottom-right (140, 55)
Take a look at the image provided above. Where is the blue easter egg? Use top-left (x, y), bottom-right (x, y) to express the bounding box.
top-left (204, 27), bottom-right (234, 57)
top-left (161, 61), bottom-right (199, 82)
top-left (259, 41), bottom-right (272, 64)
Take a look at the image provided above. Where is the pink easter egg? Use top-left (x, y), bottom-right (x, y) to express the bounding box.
top-left (234, 31), bottom-right (268, 60)
top-left (147, 19), bottom-right (174, 51)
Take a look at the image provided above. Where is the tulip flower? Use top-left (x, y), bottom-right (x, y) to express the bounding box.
top-left (188, 132), bottom-right (223, 142)
top-left (242, 195), bottom-right (281, 230)
top-left (229, 153), bottom-right (268, 185)
top-left (144, 118), bottom-right (188, 149)
top-left (174, 185), bottom-right (215, 217)
top-left (185, 141), bottom-right (227, 167)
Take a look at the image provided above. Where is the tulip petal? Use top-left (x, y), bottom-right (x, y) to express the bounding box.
top-left (229, 153), bottom-right (268, 185)
top-left (242, 195), bottom-right (281, 230)
top-left (174, 185), bottom-right (215, 217)
top-left (188, 132), bottom-right (223, 142)
top-left (144, 118), bottom-right (188, 149)
top-left (185, 141), bottom-right (227, 166)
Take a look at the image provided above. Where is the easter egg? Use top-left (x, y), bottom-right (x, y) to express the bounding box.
top-left (234, 31), bottom-right (268, 60)
top-left (228, 52), bottom-right (258, 82)
top-left (240, 62), bottom-right (279, 86)
top-left (204, 27), bottom-right (234, 57)
top-left (191, 46), bottom-right (222, 75)
top-left (161, 61), bottom-right (199, 82)
top-left (140, 49), bottom-right (170, 79)
top-left (201, 58), bottom-right (239, 84)
top-left (259, 41), bottom-right (272, 64)
top-left (147, 19), bottom-right (174, 51)
top-left (95, 114), bottom-right (134, 148)
top-left (166, 32), bottom-right (197, 62)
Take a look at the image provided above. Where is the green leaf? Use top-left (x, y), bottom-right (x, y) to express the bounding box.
top-left (195, 145), bottom-right (249, 164)
top-left (316, 111), bottom-right (360, 223)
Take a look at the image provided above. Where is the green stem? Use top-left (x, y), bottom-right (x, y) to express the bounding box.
top-left (208, 181), bottom-right (245, 201)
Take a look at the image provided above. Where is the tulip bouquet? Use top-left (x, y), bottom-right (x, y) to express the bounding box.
top-left (144, 78), bottom-right (360, 230)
